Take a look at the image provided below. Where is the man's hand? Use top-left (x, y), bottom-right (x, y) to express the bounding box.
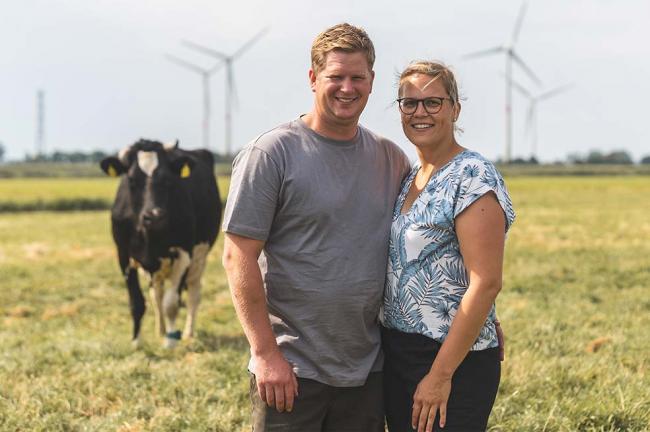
top-left (254, 350), bottom-right (299, 413)
top-left (495, 320), bottom-right (505, 361)
top-left (223, 233), bottom-right (298, 413)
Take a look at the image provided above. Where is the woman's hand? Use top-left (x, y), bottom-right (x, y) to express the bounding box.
top-left (411, 370), bottom-right (452, 431)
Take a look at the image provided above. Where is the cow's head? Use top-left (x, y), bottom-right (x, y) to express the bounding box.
top-left (100, 139), bottom-right (194, 231)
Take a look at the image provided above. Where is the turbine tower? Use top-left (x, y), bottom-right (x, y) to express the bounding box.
top-left (36, 89), bottom-right (45, 157)
top-left (165, 55), bottom-right (223, 152)
top-left (464, 2), bottom-right (540, 163)
top-left (182, 28), bottom-right (269, 157)
top-left (510, 79), bottom-right (573, 159)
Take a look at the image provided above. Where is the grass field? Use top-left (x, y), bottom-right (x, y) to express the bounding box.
top-left (1, 176), bottom-right (649, 431)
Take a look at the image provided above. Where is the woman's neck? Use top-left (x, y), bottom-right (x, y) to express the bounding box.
top-left (416, 140), bottom-right (464, 174)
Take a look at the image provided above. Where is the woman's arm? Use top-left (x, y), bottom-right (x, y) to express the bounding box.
top-left (412, 192), bottom-right (506, 432)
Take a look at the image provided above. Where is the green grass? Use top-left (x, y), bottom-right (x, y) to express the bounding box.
top-left (493, 176), bottom-right (650, 431)
top-left (1, 177), bottom-right (649, 431)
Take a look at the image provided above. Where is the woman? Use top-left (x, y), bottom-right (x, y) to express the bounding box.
top-left (381, 61), bottom-right (515, 432)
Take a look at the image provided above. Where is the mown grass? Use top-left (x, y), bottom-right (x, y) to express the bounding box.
top-left (0, 210), bottom-right (249, 432)
top-left (0, 176), bottom-right (649, 431)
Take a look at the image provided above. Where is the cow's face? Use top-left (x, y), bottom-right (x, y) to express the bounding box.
top-left (101, 140), bottom-right (193, 232)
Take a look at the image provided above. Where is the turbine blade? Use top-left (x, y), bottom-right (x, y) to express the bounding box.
top-left (232, 27), bottom-right (270, 60)
top-left (499, 71), bottom-right (533, 98)
top-left (538, 84), bottom-right (574, 101)
top-left (165, 54), bottom-right (208, 74)
top-left (511, 79), bottom-right (533, 98)
top-left (208, 61), bottom-right (226, 75)
top-left (462, 46), bottom-right (505, 60)
top-left (182, 39), bottom-right (228, 60)
top-left (510, 51), bottom-right (541, 85)
top-left (511, 1), bottom-right (528, 45)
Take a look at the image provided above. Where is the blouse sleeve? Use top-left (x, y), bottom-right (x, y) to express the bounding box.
top-left (452, 158), bottom-right (516, 232)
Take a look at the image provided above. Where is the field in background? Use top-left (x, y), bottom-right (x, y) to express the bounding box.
top-left (1, 161), bottom-right (649, 179)
top-left (1, 176), bottom-right (649, 431)
top-left (0, 177), bottom-right (230, 212)
top-left (0, 162), bottom-right (234, 178)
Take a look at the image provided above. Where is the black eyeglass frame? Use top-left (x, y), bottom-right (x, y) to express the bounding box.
top-left (396, 97), bottom-right (454, 115)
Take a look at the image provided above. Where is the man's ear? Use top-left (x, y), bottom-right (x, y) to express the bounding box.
top-left (170, 156), bottom-right (195, 178)
top-left (100, 157), bottom-right (127, 177)
top-left (309, 68), bottom-right (317, 92)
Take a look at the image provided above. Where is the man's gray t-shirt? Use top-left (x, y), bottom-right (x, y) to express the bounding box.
top-left (222, 118), bottom-right (410, 386)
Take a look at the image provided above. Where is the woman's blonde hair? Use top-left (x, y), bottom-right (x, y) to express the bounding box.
top-left (398, 60), bottom-right (459, 105)
top-left (311, 23), bottom-right (375, 74)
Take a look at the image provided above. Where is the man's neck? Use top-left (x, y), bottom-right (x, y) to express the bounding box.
top-left (302, 112), bottom-right (359, 141)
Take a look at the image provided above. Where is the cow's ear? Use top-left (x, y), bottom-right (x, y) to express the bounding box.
top-left (100, 157), bottom-right (127, 177)
top-left (170, 157), bottom-right (195, 178)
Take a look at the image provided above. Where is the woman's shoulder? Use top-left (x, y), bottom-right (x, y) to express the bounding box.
top-left (454, 150), bottom-right (499, 172)
top-left (446, 150), bottom-right (504, 184)
top-left (452, 149), bottom-right (515, 227)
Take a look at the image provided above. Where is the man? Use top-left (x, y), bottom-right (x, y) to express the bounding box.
top-left (222, 23), bottom-right (410, 431)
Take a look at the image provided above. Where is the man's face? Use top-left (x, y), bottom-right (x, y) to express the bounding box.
top-left (309, 50), bottom-right (374, 131)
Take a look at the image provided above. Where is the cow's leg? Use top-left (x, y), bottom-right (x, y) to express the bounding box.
top-left (163, 249), bottom-right (191, 348)
top-left (125, 267), bottom-right (145, 348)
top-left (113, 221), bottom-right (143, 348)
top-left (147, 269), bottom-right (165, 337)
top-left (183, 243), bottom-right (210, 340)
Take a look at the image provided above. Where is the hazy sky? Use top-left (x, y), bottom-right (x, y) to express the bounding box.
top-left (2, 0), bottom-right (649, 162)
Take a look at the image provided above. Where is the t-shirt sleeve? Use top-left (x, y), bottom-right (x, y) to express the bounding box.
top-left (221, 146), bottom-right (282, 241)
top-left (452, 159), bottom-right (516, 232)
top-left (398, 149), bottom-right (412, 181)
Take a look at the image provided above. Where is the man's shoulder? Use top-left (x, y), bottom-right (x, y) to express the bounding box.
top-left (246, 119), bottom-right (303, 155)
top-left (358, 125), bottom-right (407, 157)
top-left (359, 124), bottom-right (397, 147)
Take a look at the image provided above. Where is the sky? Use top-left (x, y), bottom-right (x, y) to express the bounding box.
top-left (1, 0), bottom-right (649, 163)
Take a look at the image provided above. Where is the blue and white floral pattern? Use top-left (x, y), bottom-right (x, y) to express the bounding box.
top-left (380, 150), bottom-right (515, 350)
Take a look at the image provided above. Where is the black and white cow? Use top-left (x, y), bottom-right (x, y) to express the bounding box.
top-left (100, 139), bottom-right (221, 348)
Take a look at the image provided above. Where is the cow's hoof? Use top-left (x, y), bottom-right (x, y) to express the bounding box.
top-left (164, 330), bottom-right (182, 349)
top-left (131, 338), bottom-right (142, 349)
top-left (163, 338), bottom-right (178, 349)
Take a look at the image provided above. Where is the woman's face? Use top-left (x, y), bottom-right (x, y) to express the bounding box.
top-left (399, 73), bottom-right (460, 150)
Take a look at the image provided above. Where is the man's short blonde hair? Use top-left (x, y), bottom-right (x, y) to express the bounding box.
top-left (311, 23), bottom-right (375, 74)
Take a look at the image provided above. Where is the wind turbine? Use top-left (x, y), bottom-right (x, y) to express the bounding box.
top-left (165, 54), bottom-right (223, 152)
top-left (182, 28), bottom-right (269, 157)
top-left (464, 2), bottom-right (541, 163)
top-left (510, 79), bottom-right (573, 160)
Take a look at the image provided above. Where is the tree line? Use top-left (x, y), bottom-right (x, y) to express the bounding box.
top-left (499, 149), bottom-right (650, 165)
top-left (0, 143), bottom-right (649, 165)
top-left (16, 149), bottom-right (235, 164)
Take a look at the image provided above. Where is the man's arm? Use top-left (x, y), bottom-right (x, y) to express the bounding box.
top-left (222, 232), bottom-right (298, 413)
